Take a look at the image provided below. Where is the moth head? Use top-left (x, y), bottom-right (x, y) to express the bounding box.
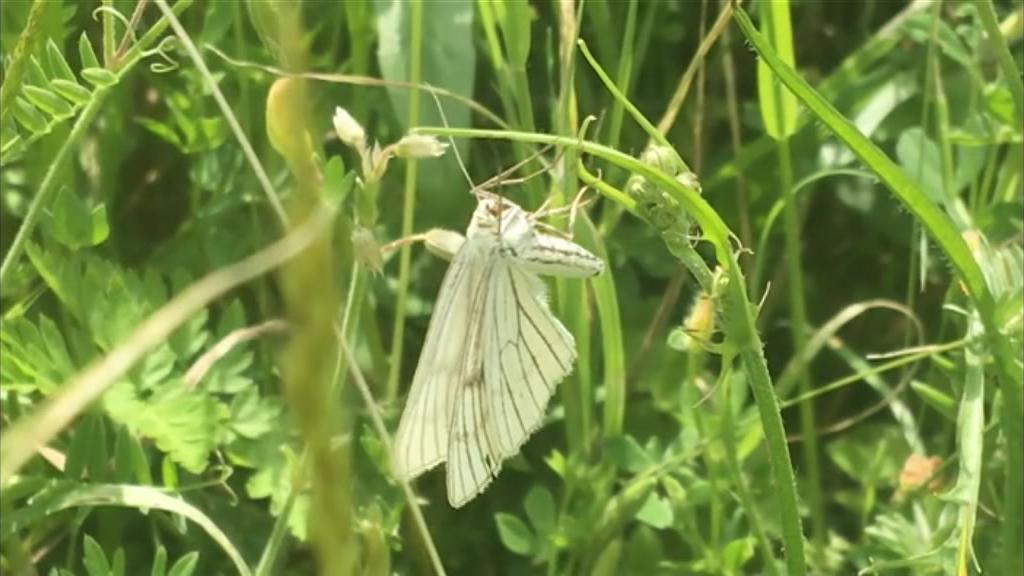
top-left (470, 191), bottom-right (525, 234)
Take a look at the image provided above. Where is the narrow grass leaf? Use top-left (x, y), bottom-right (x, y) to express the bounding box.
top-left (756, 0), bottom-right (798, 139)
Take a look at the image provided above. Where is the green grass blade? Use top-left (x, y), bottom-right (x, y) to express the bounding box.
top-left (755, 0), bottom-right (797, 140)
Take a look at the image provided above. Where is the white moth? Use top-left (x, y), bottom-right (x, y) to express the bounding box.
top-left (394, 191), bottom-right (604, 507)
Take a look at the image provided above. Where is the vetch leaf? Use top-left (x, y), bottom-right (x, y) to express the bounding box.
top-left (46, 38), bottom-right (77, 83)
top-left (12, 97), bottom-right (48, 133)
top-left (82, 534), bottom-right (111, 576)
top-left (50, 78), bottom-right (93, 106)
top-left (27, 55), bottom-right (48, 87)
top-left (78, 32), bottom-right (100, 69)
top-left (151, 546), bottom-right (168, 576)
top-left (81, 67), bottom-right (117, 88)
top-left (23, 85), bottom-right (73, 117)
top-left (167, 552), bottom-right (200, 576)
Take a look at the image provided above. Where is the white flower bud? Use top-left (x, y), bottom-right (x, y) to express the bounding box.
top-left (424, 228), bottom-right (465, 261)
top-left (393, 134), bottom-right (449, 159)
top-left (333, 106), bottom-right (366, 149)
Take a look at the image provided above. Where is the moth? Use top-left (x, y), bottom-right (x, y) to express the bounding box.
top-left (393, 191), bottom-right (604, 507)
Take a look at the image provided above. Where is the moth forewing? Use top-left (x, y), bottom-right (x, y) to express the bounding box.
top-left (393, 242), bottom-right (487, 481)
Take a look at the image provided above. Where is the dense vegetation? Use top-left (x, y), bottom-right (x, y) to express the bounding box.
top-left (1, 1), bottom-right (1022, 574)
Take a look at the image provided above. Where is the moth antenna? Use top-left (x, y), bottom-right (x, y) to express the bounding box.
top-left (425, 83), bottom-right (477, 191)
top-left (473, 143), bottom-right (556, 194)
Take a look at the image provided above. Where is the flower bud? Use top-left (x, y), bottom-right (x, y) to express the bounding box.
top-left (393, 134), bottom-right (449, 159)
top-left (352, 227), bottom-right (383, 273)
top-left (333, 106), bottom-right (366, 149)
top-left (424, 228), bottom-right (465, 261)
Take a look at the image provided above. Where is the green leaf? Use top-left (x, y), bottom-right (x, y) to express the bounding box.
top-left (374, 0), bottom-right (475, 200)
top-left (113, 424), bottom-right (153, 485)
top-left (756, 0), bottom-right (798, 139)
top-left (229, 389), bottom-right (282, 440)
top-left (0, 314), bottom-right (76, 394)
top-left (826, 424), bottom-right (908, 488)
top-left (12, 97), bottom-right (48, 133)
top-left (81, 67), bottom-right (117, 88)
top-left (495, 512), bottom-right (534, 556)
top-left (895, 128), bottom-right (948, 207)
top-left (722, 537), bottom-right (756, 572)
top-left (136, 117), bottom-right (184, 148)
top-left (82, 534), bottom-right (111, 576)
top-left (78, 32), bottom-right (100, 69)
top-left (910, 380), bottom-right (957, 421)
top-left (323, 155), bottom-right (354, 207)
top-left (27, 55), bottom-right (48, 87)
top-left (524, 485), bottom-right (556, 534)
top-left (46, 186), bottom-right (102, 250)
top-left (635, 492), bottom-right (674, 530)
top-left (502, 0), bottom-right (531, 69)
top-left (90, 204), bottom-right (110, 245)
top-left (46, 38), bottom-right (77, 83)
top-left (151, 546), bottom-right (168, 576)
top-left (603, 435), bottom-right (654, 474)
top-left (104, 381), bottom-right (220, 474)
top-left (111, 548), bottom-right (126, 576)
top-left (23, 85), bottom-right (73, 117)
top-left (167, 552), bottom-right (200, 576)
top-left (50, 78), bottom-right (93, 106)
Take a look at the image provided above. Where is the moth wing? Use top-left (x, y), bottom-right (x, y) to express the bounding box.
top-left (393, 244), bottom-right (486, 481)
top-left (446, 264), bottom-right (502, 507)
top-left (484, 258), bottom-right (577, 458)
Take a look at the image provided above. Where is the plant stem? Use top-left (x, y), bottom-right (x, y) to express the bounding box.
top-left (776, 135), bottom-right (823, 548)
top-left (0, 0), bottom-right (47, 129)
top-left (386, 0), bottom-right (424, 402)
top-left (719, 357), bottom-right (782, 576)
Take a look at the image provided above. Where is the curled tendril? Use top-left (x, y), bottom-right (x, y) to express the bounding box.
top-left (142, 36), bottom-right (180, 74)
top-left (92, 6), bottom-right (139, 49)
